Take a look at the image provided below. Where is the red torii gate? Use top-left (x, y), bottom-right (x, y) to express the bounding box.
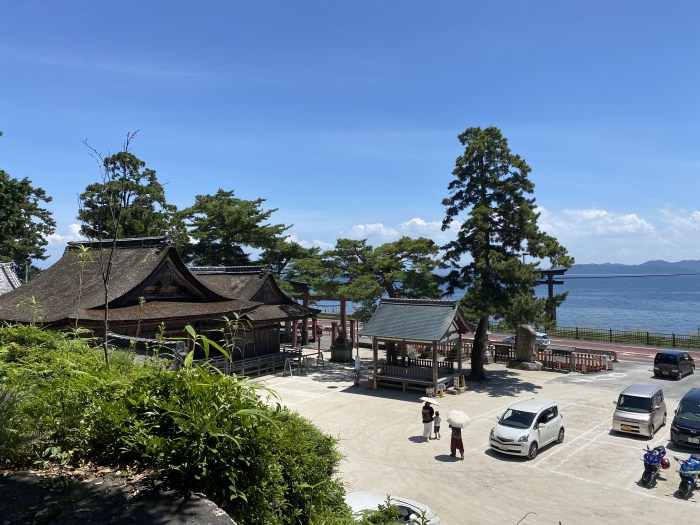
top-left (539, 268), bottom-right (567, 321)
top-left (290, 280), bottom-right (355, 347)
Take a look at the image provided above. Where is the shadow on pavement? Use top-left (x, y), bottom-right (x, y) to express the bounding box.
top-left (483, 448), bottom-right (527, 462)
top-left (434, 454), bottom-right (464, 463)
top-left (465, 368), bottom-right (542, 397)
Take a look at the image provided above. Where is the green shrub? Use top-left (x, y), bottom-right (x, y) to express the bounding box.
top-left (0, 325), bottom-right (354, 524)
top-left (0, 386), bottom-right (24, 464)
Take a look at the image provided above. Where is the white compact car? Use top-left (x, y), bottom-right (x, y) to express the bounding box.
top-left (501, 331), bottom-right (550, 350)
top-left (489, 398), bottom-right (564, 460)
top-left (345, 490), bottom-right (440, 524)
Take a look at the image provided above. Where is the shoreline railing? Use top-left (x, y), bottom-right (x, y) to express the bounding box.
top-left (488, 322), bottom-right (700, 350)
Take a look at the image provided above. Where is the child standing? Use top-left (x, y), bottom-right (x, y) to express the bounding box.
top-left (433, 411), bottom-right (441, 440)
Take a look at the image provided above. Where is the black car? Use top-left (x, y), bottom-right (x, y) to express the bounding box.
top-left (672, 388), bottom-right (700, 447)
top-left (653, 350), bottom-right (695, 380)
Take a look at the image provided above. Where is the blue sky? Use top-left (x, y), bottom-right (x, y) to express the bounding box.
top-left (2, 1), bottom-right (699, 267)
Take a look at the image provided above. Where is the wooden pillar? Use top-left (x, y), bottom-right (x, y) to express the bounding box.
top-left (432, 340), bottom-right (438, 393)
top-left (301, 289), bottom-right (310, 345)
top-left (372, 337), bottom-right (379, 390)
top-left (331, 322), bottom-right (337, 343)
top-left (291, 323), bottom-right (297, 348)
top-left (349, 319), bottom-right (355, 347)
top-left (284, 320), bottom-right (291, 343)
top-left (458, 332), bottom-right (463, 378)
top-left (340, 299), bottom-right (347, 335)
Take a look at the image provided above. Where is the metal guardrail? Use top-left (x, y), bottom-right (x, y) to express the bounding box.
top-left (487, 322), bottom-right (700, 350)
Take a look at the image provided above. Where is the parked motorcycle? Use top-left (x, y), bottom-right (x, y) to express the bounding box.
top-left (641, 445), bottom-right (669, 486)
top-left (674, 454), bottom-right (700, 498)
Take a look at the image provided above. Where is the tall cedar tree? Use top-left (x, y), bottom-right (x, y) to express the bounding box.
top-left (0, 133), bottom-right (56, 278)
top-left (179, 189), bottom-right (290, 266)
top-left (441, 127), bottom-right (573, 381)
top-left (78, 152), bottom-right (178, 239)
top-left (289, 237), bottom-right (442, 321)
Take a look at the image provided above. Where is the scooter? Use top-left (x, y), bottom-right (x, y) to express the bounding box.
top-left (674, 454), bottom-right (700, 499)
top-left (641, 445), bottom-right (669, 486)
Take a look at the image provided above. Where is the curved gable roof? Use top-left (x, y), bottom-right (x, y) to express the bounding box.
top-left (0, 237), bottom-right (227, 324)
top-left (359, 298), bottom-right (473, 343)
top-left (192, 266), bottom-right (294, 304)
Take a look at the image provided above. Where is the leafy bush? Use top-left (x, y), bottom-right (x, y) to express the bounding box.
top-left (0, 325), bottom-right (355, 524)
top-left (0, 386), bottom-right (23, 464)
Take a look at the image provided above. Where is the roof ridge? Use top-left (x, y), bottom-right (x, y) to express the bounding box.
top-left (67, 236), bottom-right (172, 251)
top-left (190, 265), bottom-right (271, 275)
top-left (381, 297), bottom-right (459, 307)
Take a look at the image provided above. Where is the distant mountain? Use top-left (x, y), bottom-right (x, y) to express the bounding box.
top-left (566, 260), bottom-right (700, 276)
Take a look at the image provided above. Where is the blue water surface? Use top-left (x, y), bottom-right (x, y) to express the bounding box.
top-left (537, 274), bottom-right (700, 335)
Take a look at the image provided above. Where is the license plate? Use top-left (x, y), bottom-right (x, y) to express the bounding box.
top-left (621, 424), bottom-right (632, 431)
top-left (689, 437), bottom-right (700, 444)
top-left (662, 371), bottom-right (669, 375)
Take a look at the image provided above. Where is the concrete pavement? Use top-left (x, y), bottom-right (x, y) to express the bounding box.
top-left (255, 342), bottom-right (700, 525)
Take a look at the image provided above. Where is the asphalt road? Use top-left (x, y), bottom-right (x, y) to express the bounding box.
top-left (256, 342), bottom-right (700, 525)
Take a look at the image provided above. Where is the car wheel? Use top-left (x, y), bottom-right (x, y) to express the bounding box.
top-left (648, 424), bottom-right (655, 438)
top-left (662, 413), bottom-right (667, 427)
top-left (527, 442), bottom-right (538, 460)
top-left (677, 371), bottom-right (683, 380)
top-left (557, 427), bottom-right (565, 444)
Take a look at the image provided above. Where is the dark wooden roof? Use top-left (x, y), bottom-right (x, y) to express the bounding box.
top-left (192, 266), bottom-right (291, 303)
top-left (0, 263), bottom-right (21, 294)
top-left (191, 266), bottom-right (316, 322)
top-left (0, 238), bottom-right (240, 325)
top-left (0, 239), bottom-right (317, 328)
top-left (359, 298), bottom-right (473, 343)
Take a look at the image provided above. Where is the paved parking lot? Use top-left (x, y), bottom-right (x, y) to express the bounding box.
top-left (256, 347), bottom-right (700, 524)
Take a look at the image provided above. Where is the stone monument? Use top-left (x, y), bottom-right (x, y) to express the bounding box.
top-left (507, 324), bottom-right (543, 371)
top-left (330, 329), bottom-right (353, 362)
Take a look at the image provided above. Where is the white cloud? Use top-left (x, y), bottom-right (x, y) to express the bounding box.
top-left (538, 208), bottom-right (655, 237)
top-left (342, 218), bottom-right (461, 246)
top-left (538, 207), bottom-right (700, 264)
top-left (658, 209), bottom-right (700, 232)
top-left (345, 223), bottom-right (399, 240)
top-left (285, 233), bottom-right (333, 251)
top-left (46, 223), bottom-right (83, 245)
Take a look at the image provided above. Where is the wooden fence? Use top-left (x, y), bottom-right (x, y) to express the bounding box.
top-left (493, 346), bottom-right (610, 374)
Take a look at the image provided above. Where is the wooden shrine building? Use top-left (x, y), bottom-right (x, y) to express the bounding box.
top-left (0, 237), bottom-right (316, 361)
top-left (359, 298), bottom-right (474, 393)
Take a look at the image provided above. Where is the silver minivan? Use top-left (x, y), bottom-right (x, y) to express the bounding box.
top-left (612, 384), bottom-right (667, 438)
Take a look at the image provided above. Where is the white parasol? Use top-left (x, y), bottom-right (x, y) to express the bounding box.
top-left (447, 409), bottom-right (470, 428)
top-left (419, 396), bottom-right (440, 405)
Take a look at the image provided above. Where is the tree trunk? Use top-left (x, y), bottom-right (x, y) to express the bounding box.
top-left (470, 314), bottom-right (490, 381)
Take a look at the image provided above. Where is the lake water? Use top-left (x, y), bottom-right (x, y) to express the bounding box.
top-left (535, 274), bottom-right (700, 335)
top-left (314, 274), bottom-right (700, 336)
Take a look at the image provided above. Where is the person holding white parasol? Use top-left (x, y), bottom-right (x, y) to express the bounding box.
top-left (447, 409), bottom-right (470, 459)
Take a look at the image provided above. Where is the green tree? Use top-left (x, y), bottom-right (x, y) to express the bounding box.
top-left (78, 151), bottom-right (178, 239)
top-left (179, 189), bottom-right (290, 266)
top-left (80, 131), bottom-right (174, 365)
top-left (289, 237), bottom-right (442, 321)
top-left (440, 127), bottom-right (573, 381)
top-left (258, 238), bottom-right (319, 274)
top-left (0, 167), bottom-right (56, 278)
